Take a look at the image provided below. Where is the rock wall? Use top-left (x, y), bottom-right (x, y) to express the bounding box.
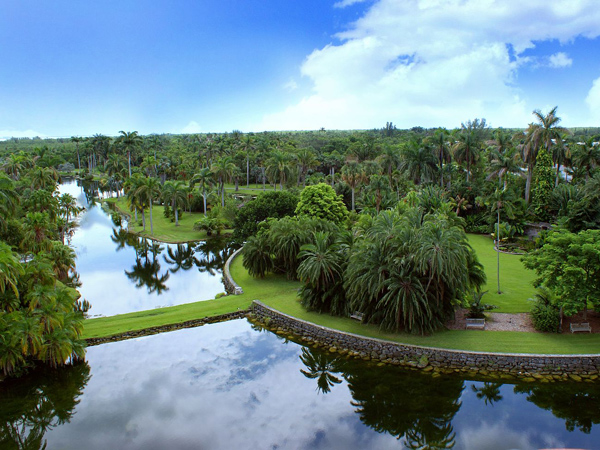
top-left (223, 247), bottom-right (244, 295)
top-left (251, 301), bottom-right (600, 381)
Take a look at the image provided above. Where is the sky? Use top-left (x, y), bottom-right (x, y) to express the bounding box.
top-left (1, 0), bottom-right (600, 138)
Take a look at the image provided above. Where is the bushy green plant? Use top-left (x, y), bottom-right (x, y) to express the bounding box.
top-left (529, 289), bottom-right (560, 332)
top-left (233, 190), bottom-right (298, 241)
top-left (193, 216), bottom-right (224, 236)
top-left (296, 183), bottom-right (348, 224)
top-left (466, 290), bottom-right (496, 319)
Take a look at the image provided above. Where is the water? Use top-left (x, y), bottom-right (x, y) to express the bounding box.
top-left (2, 319), bottom-right (599, 450)
top-left (58, 178), bottom-right (237, 316)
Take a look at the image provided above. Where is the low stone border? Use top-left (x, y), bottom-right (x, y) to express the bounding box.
top-left (251, 301), bottom-right (599, 381)
top-left (223, 247), bottom-right (244, 295)
top-left (85, 310), bottom-right (249, 347)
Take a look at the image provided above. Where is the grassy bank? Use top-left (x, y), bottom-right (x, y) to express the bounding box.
top-left (229, 257), bottom-right (600, 355)
top-left (105, 197), bottom-right (232, 243)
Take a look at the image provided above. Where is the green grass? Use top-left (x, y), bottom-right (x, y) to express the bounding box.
top-left (229, 255), bottom-right (600, 355)
top-left (224, 183), bottom-right (278, 196)
top-left (83, 296), bottom-right (251, 339)
top-left (104, 197), bottom-right (232, 243)
top-left (467, 234), bottom-right (536, 313)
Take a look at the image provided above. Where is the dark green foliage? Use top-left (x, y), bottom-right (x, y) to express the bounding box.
top-left (344, 206), bottom-right (486, 334)
top-left (295, 183), bottom-right (348, 224)
top-left (233, 190), bottom-right (298, 241)
top-left (531, 148), bottom-right (555, 221)
top-left (522, 229), bottom-right (600, 319)
top-left (242, 233), bottom-right (273, 278)
top-left (531, 301), bottom-right (561, 333)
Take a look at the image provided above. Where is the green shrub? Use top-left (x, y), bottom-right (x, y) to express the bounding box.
top-left (531, 302), bottom-right (560, 333)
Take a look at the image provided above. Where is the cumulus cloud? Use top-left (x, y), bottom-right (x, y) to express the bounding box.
top-left (548, 52), bottom-right (573, 68)
top-left (334, 0), bottom-right (369, 8)
top-left (586, 76), bottom-right (600, 120)
top-left (258, 0), bottom-right (600, 130)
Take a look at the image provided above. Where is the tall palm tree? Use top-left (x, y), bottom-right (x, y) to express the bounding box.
top-left (0, 175), bottom-right (19, 231)
top-left (265, 150), bottom-right (292, 191)
top-left (296, 147), bottom-right (318, 188)
top-left (573, 137), bottom-right (600, 181)
top-left (135, 177), bottom-right (161, 235)
top-left (427, 128), bottom-right (451, 187)
top-left (399, 140), bottom-right (438, 185)
top-left (552, 134), bottom-right (571, 186)
top-left (521, 107), bottom-right (568, 203)
top-left (377, 144), bottom-right (401, 187)
top-left (162, 180), bottom-right (189, 226)
top-left (70, 136), bottom-right (83, 172)
top-left (117, 131), bottom-right (142, 178)
top-left (211, 156), bottom-right (236, 207)
top-left (486, 147), bottom-right (522, 190)
top-left (0, 242), bottom-right (24, 301)
top-left (341, 161), bottom-right (364, 211)
top-left (190, 167), bottom-right (214, 216)
top-left (30, 167), bottom-right (59, 190)
top-left (452, 130), bottom-right (479, 182)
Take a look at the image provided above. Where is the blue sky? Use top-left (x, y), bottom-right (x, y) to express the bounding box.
top-left (1, 0), bottom-right (600, 138)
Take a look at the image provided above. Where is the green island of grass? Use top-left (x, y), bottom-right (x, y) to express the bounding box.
top-left (83, 234), bottom-right (600, 354)
top-left (103, 197), bottom-right (232, 243)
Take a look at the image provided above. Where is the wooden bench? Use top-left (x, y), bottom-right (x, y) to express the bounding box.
top-left (350, 311), bottom-right (364, 321)
top-left (570, 322), bottom-right (592, 333)
top-left (465, 318), bottom-right (485, 330)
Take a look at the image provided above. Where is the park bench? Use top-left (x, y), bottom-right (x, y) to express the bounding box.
top-left (570, 322), bottom-right (592, 333)
top-left (465, 318), bottom-right (485, 330)
top-left (350, 311), bottom-right (364, 321)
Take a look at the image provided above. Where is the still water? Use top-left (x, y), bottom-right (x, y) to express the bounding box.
top-left (59, 179), bottom-right (236, 316)
top-left (2, 319), bottom-right (599, 450)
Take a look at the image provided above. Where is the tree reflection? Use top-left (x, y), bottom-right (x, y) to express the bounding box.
top-left (193, 238), bottom-right (239, 275)
top-left (124, 238), bottom-right (170, 294)
top-left (515, 382), bottom-right (600, 433)
top-left (471, 382), bottom-right (503, 406)
top-left (164, 244), bottom-right (197, 273)
top-left (299, 347), bottom-right (344, 394)
top-left (297, 346), bottom-right (463, 448)
top-left (0, 361), bottom-right (90, 450)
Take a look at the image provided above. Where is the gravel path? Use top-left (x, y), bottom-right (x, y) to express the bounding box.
top-left (448, 309), bottom-right (536, 332)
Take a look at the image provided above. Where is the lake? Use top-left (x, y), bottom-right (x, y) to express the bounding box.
top-left (2, 319), bottom-right (599, 449)
top-left (58, 178), bottom-right (237, 317)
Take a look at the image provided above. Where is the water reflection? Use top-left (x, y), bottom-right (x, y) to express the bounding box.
top-left (5, 320), bottom-right (590, 449)
top-left (0, 362), bottom-right (90, 450)
top-left (57, 178), bottom-right (238, 316)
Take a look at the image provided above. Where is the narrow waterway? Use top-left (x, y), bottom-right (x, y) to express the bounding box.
top-left (59, 178), bottom-right (236, 317)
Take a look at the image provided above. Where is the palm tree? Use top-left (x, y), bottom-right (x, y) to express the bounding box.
top-left (0, 242), bottom-right (24, 301)
top-left (21, 212), bottom-right (54, 254)
top-left (452, 130), bottom-right (479, 182)
top-left (427, 128), bottom-right (451, 187)
top-left (211, 156), bottom-right (236, 207)
top-left (0, 175), bottom-right (19, 231)
top-left (190, 167), bottom-right (214, 216)
top-left (162, 180), bottom-right (189, 226)
top-left (366, 174), bottom-right (389, 213)
top-left (573, 137), bottom-right (600, 181)
top-left (30, 167), bottom-right (59, 190)
top-left (341, 161), bottom-right (364, 211)
top-left (377, 144), bottom-right (401, 187)
top-left (296, 147), bottom-right (318, 188)
top-left (521, 107), bottom-right (568, 203)
top-left (486, 147), bottom-right (522, 190)
top-left (265, 150), bottom-right (292, 190)
top-left (399, 140), bottom-right (438, 185)
top-left (117, 130), bottom-right (142, 178)
top-left (135, 177), bottom-right (161, 235)
top-left (70, 136), bottom-right (83, 172)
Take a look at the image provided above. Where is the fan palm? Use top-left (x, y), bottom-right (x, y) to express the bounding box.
top-left (162, 180), bottom-right (189, 226)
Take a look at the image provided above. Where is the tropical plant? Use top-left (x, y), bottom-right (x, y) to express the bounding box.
top-left (116, 130), bottom-right (142, 177)
top-left (162, 180), bottom-right (189, 226)
top-left (295, 183), bottom-right (349, 224)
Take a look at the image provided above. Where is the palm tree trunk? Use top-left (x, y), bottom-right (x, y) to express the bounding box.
top-left (203, 187), bottom-right (207, 216)
top-left (246, 156), bottom-right (249, 187)
top-left (128, 151), bottom-right (132, 178)
top-left (351, 187), bottom-right (355, 211)
top-left (555, 162), bottom-right (561, 187)
top-left (525, 165), bottom-right (533, 203)
top-left (149, 202), bottom-right (154, 235)
top-left (497, 202), bottom-right (501, 294)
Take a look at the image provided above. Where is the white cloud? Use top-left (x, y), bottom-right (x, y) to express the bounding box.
top-left (586, 76), bottom-right (600, 120)
top-left (548, 52), bottom-right (573, 68)
top-left (0, 128), bottom-right (46, 139)
top-left (258, 0), bottom-right (600, 130)
top-left (283, 78), bottom-right (298, 92)
top-left (334, 0), bottom-right (369, 8)
top-left (180, 120), bottom-right (203, 134)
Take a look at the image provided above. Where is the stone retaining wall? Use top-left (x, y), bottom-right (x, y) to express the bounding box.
top-left (251, 301), bottom-right (600, 381)
top-left (223, 247), bottom-right (244, 295)
top-left (85, 310), bottom-right (249, 347)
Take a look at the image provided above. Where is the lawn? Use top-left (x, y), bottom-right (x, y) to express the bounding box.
top-left (467, 234), bottom-right (536, 313)
top-left (230, 254), bottom-right (600, 355)
top-left (104, 197), bottom-right (232, 243)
